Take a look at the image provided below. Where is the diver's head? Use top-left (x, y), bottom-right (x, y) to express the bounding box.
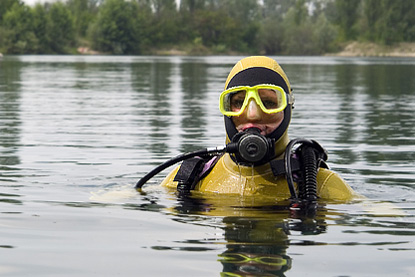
top-left (220, 56), bottom-right (294, 158)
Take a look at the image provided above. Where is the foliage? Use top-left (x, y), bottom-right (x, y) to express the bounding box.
top-left (88, 0), bottom-right (142, 54)
top-left (360, 0), bottom-right (415, 45)
top-left (46, 2), bottom-right (76, 53)
top-left (334, 0), bottom-right (360, 41)
top-left (0, 0), bottom-right (21, 23)
top-left (1, 2), bottom-right (38, 54)
top-left (0, 0), bottom-right (414, 55)
top-left (32, 4), bottom-right (50, 53)
top-left (67, 0), bottom-right (98, 39)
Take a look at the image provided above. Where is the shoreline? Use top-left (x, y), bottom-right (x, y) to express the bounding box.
top-left (328, 42), bottom-right (415, 57)
top-left (150, 41), bottom-right (415, 58)
top-left (2, 42), bottom-right (415, 58)
top-left (74, 41), bottom-right (415, 57)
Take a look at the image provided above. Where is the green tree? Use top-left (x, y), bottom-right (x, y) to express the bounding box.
top-left (32, 4), bottom-right (51, 53)
top-left (361, 0), bottom-right (383, 41)
top-left (184, 0), bottom-right (260, 53)
top-left (293, 0), bottom-right (308, 25)
top-left (257, 16), bottom-right (285, 54)
top-left (281, 9), bottom-right (313, 54)
top-left (334, 0), bottom-right (361, 41)
top-left (179, 0), bottom-right (209, 13)
top-left (280, 1), bottom-right (317, 55)
top-left (257, 0), bottom-right (296, 55)
top-left (399, 0), bottom-right (415, 41)
top-left (146, 0), bottom-right (183, 48)
top-left (0, 0), bottom-right (21, 22)
top-left (1, 2), bottom-right (38, 54)
top-left (376, 0), bottom-right (415, 44)
top-left (67, 0), bottom-right (98, 39)
top-left (89, 0), bottom-right (142, 54)
top-left (361, 0), bottom-right (415, 44)
top-left (261, 0), bottom-right (293, 20)
top-left (312, 13), bottom-right (338, 54)
top-left (219, 0), bottom-right (259, 23)
top-left (192, 9), bottom-right (241, 52)
top-left (151, 0), bottom-right (176, 14)
top-left (218, 0), bottom-right (261, 52)
top-left (46, 2), bottom-right (76, 53)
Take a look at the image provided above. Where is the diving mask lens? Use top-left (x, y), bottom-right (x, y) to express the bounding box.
top-left (219, 85), bottom-right (292, 116)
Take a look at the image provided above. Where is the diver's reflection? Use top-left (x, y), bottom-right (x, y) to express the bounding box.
top-left (174, 193), bottom-right (327, 277)
top-left (219, 216), bottom-right (292, 276)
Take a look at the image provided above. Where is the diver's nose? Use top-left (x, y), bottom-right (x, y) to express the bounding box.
top-left (245, 99), bottom-right (262, 121)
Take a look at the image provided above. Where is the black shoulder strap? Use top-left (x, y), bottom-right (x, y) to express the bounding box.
top-left (269, 158), bottom-right (301, 177)
top-left (269, 140), bottom-right (329, 178)
top-left (174, 157), bottom-right (206, 192)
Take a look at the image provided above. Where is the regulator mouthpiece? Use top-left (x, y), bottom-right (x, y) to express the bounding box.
top-left (227, 128), bottom-right (275, 165)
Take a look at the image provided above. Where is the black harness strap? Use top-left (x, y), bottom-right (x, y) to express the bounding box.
top-left (269, 155), bottom-right (329, 177)
top-left (174, 157), bottom-right (206, 192)
top-left (269, 158), bottom-right (301, 177)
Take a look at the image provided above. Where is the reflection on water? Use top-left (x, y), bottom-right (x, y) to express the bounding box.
top-left (0, 55), bottom-right (414, 276)
top-left (172, 194), bottom-right (322, 276)
top-left (0, 58), bottom-right (22, 183)
top-left (219, 217), bottom-right (292, 276)
top-left (163, 191), bottom-right (412, 276)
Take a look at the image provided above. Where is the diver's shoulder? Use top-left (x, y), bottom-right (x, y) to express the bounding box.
top-left (317, 168), bottom-right (358, 201)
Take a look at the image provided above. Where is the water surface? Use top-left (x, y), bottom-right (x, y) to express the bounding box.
top-left (1, 55), bottom-right (414, 276)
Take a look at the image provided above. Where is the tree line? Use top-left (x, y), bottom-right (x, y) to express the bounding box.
top-left (1, 0), bottom-right (414, 55)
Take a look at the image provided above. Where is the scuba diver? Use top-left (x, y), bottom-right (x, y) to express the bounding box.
top-left (136, 56), bottom-right (358, 202)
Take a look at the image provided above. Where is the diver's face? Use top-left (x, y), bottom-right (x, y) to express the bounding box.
top-left (232, 89), bottom-right (284, 136)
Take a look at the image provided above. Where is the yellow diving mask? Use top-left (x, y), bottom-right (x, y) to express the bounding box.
top-left (219, 84), bottom-right (294, 117)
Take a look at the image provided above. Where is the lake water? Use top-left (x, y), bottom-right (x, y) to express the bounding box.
top-left (1, 55), bottom-right (414, 276)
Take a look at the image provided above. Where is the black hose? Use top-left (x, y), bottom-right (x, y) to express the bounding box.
top-left (135, 147), bottom-right (226, 189)
top-left (284, 138), bottom-right (322, 202)
top-left (284, 139), bottom-right (300, 200)
top-left (300, 145), bottom-right (318, 201)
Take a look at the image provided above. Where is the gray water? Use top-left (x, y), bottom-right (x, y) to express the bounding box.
top-left (1, 55), bottom-right (414, 276)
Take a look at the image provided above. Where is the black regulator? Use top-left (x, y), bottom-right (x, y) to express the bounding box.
top-left (226, 128), bottom-right (275, 165)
